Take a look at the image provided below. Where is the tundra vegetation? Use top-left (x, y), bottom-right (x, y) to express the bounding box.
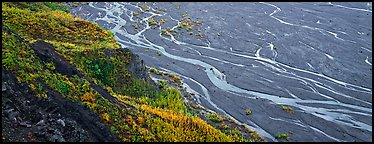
top-left (281, 105), bottom-right (294, 114)
top-left (2, 2), bottom-right (263, 142)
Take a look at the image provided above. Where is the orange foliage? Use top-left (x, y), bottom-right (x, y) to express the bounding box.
top-left (81, 92), bottom-right (95, 103)
top-left (137, 117), bottom-right (145, 125)
top-left (100, 113), bottom-right (110, 123)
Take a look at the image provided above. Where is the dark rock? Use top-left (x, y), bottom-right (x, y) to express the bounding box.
top-left (8, 110), bottom-right (18, 121)
top-left (36, 120), bottom-right (45, 126)
top-left (31, 41), bottom-right (77, 78)
top-left (57, 119), bottom-right (65, 127)
top-left (2, 82), bottom-right (7, 91)
top-left (19, 121), bottom-right (32, 128)
top-left (48, 131), bottom-right (65, 142)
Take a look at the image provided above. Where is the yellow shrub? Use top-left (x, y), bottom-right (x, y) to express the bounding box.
top-left (81, 92), bottom-right (95, 103)
top-left (100, 113), bottom-right (110, 123)
top-left (29, 83), bottom-right (37, 91)
top-left (139, 104), bottom-right (233, 142)
top-left (137, 117), bottom-right (145, 125)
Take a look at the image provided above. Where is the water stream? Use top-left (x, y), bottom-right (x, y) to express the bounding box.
top-left (70, 2), bottom-right (372, 142)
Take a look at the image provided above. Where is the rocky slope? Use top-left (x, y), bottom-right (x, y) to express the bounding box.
top-left (2, 2), bottom-right (263, 142)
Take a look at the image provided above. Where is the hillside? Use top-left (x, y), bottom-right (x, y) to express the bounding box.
top-left (2, 2), bottom-right (263, 142)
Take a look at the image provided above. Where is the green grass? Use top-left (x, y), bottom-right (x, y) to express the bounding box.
top-left (281, 105), bottom-right (294, 113)
top-left (159, 18), bottom-right (166, 25)
top-left (149, 67), bottom-right (163, 75)
top-left (245, 108), bottom-right (252, 115)
top-left (140, 5), bottom-right (149, 11)
top-left (158, 80), bottom-right (167, 89)
top-left (148, 18), bottom-right (158, 25)
top-left (206, 113), bottom-right (224, 123)
top-left (132, 23), bottom-right (140, 29)
top-left (85, 59), bottom-right (114, 86)
top-left (43, 2), bottom-right (69, 12)
top-left (275, 133), bottom-right (288, 140)
top-left (161, 29), bottom-right (169, 36)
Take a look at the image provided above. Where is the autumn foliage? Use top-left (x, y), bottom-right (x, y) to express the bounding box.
top-left (2, 2), bottom-right (259, 142)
